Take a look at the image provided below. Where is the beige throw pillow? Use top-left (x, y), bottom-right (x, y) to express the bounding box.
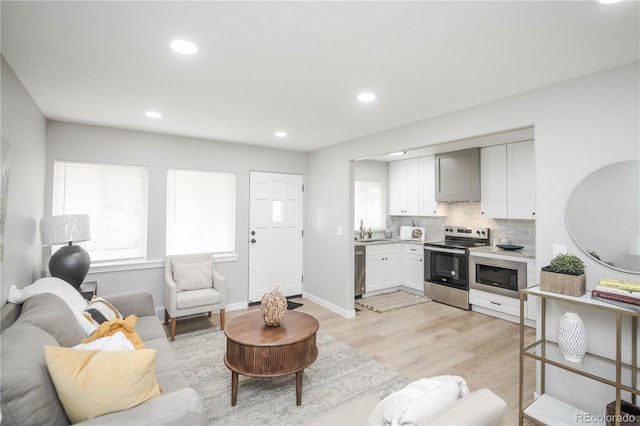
top-left (83, 296), bottom-right (123, 327)
top-left (44, 346), bottom-right (162, 423)
top-left (171, 259), bottom-right (213, 292)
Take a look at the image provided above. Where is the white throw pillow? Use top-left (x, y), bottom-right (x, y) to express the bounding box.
top-left (366, 376), bottom-right (469, 426)
top-left (7, 278), bottom-right (97, 336)
top-left (72, 331), bottom-right (135, 351)
top-left (171, 259), bottom-right (213, 292)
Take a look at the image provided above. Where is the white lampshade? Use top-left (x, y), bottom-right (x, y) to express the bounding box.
top-left (40, 214), bottom-right (91, 246)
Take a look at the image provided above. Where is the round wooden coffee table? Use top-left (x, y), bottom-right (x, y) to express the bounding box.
top-left (223, 310), bottom-right (319, 406)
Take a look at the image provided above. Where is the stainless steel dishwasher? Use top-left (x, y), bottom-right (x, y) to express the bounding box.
top-left (355, 245), bottom-right (366, 297)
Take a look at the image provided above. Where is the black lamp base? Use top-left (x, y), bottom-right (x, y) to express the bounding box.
top-left (49, 244), bottom-right (91, 289)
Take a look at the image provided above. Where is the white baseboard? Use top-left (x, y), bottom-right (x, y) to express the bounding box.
top-left (225, 301), bottom-right (249, 312)
top-left (156, 301), bottom-right (249, 320)
top-left (304, 292), bottom-right (355, 319)
top-left (158, 297), bottom-right (353, 320)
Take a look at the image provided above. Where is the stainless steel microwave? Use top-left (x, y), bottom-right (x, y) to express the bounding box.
top-left (469, 255), bottom-right (527, 298)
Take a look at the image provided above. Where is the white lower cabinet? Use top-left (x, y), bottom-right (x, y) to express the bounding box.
top-left (469, 289), bottom-right (520, 318)
top-left (403, 244), bottom-right (424, 291)
top-left (468, 251), bottom-right (537, 324)
top-left (366, 244), bottom-right (402, 292)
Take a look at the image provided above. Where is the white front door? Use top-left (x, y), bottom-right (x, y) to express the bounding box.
top-left (249, 172), bottom-right (303, 303)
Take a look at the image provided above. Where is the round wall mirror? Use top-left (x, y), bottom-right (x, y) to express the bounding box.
top-left (566, 159), bottom-right (640, 274)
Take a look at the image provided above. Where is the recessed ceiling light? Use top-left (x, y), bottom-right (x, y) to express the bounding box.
top-left (145, 111), bottom-right (162, 118)
top-left (275, 131), bottom-right (287, 138)
top-left (357, 93), bottom-right (376, 103)
top-left (389, 151), bottom-right (406, 156)
top-left (170, 40), bottom-right (198, 55)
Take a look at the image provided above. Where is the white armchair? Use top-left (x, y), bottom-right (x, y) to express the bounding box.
top-left (164, 253), bottom-right (227, 341)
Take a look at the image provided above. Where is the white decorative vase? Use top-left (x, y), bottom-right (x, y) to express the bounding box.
top-left (558, 311), bottom-right (587, 362)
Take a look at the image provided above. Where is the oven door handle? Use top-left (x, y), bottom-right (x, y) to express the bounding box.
top-left (424, 247), bottom-right (467, 256)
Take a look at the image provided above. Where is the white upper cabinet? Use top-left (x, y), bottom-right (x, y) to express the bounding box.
top-left (390, 156), bottom-right (444, 217)
top-left (480, 145), bottom-right (508, 218)
top-left (507, 141), bottom-right (536, 219)
top-left (481, 140), bottom-right (535, 219)
top-left (389, 158), bottom-right (419, 216)
top-left (419, 156), bottom-right (441, 216)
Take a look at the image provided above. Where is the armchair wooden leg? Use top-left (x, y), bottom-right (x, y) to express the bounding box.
top-left (164, 309), bottom-right (169, 326)
top-left (208, 312), bottom-right (212, 318)
top-left (170, 317), bottom-right (177, 342)
top-left (220, 309), bottom-right (225, 331)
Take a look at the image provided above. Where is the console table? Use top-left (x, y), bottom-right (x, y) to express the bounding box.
top-left (519, 286), bottom-right (639, 426)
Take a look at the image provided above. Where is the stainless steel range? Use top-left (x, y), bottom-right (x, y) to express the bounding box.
top-left (424, 226), bottom-right (490, 310)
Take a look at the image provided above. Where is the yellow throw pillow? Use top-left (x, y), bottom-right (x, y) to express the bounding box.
top-left (81, 314), bottom-right (145, 349)
top-left (44, 346), bottom-right (162, 423)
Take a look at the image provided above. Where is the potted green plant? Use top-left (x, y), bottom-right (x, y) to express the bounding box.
top-left (540, 253), bottom-right (586, 297)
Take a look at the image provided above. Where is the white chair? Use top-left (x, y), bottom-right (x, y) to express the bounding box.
top-left (164, 253), bottom-right (227, 341)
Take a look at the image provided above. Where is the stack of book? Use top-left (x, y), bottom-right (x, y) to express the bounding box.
top-left (591, 279), bottom-right (640, 312)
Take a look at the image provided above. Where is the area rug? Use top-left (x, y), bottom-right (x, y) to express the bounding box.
top-left (356, 290), bottom-right (431, 313)
top-left (171, 328), bottom-right (409, 425)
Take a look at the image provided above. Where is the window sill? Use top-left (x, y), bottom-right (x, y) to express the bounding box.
top-left (88, 253), bottom-right (238, 274)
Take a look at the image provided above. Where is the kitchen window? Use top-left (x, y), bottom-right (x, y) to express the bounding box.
top-left (166, 168), bottom-right (236, 255)
top-left (354, 180), bottom-right (386, 230)
top-left (52, 161), bottom-right (148, 262)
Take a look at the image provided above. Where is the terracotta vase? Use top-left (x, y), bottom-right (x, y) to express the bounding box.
top-left (261, 285), bottom-right (287, 326)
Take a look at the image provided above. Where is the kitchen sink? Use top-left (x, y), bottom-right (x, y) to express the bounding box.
top-left (356, 238), bottom-right (389, 243)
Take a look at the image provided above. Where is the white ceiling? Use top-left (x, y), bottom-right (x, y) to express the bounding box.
top-left (2, 1), bottom-right (638, 152)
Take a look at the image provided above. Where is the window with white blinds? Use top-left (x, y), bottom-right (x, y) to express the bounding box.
top-left (166, 169), bottom-right (236, 255)
top-left (52, 161), bottom-right (149, 262)
top-left (354, 180), bottom-right (386, 231)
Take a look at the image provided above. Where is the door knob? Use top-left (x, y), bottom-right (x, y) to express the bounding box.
top-left (251, 239), bottom-right (256, 243)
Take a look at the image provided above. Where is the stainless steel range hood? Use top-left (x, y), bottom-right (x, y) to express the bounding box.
top-left (434, 148), bottom-right (481, 202)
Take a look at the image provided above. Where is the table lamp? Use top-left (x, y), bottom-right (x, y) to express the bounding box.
top-left (40, 214), bottom-right (91, 289)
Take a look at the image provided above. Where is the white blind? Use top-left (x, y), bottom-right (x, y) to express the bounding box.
top-left (52, 161), bottom-right (148, 262)
top-left (166, 169), bottom-right (236, 255)
top-left (354, 180), bottom-right (386, 231)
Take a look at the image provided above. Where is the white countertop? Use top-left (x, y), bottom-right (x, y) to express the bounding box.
top-left (355, 239), bottom-right (536, 261)
top-left (354, 237), bottom-right (423, 246)
top-left (469, 245), bottom-right (535, 260)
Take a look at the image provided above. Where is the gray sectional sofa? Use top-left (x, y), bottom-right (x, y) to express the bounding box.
top-left (0, 289), bottom-right (206, 425)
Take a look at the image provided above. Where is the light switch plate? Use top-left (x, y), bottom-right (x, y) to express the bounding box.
top-left (553, 244), bottom-right (566, 256)
top-left (336, 226), bottom-right (343, 236)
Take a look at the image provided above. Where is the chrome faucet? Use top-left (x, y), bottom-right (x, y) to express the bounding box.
top-left (359, 219), bottom-right (366, 240)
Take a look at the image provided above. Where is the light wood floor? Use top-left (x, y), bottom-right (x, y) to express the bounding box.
top-left (166, 296), bottom-right (537, 425)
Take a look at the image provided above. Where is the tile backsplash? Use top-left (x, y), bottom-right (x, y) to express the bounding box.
top-left (388, 202), bottom-right (535, 247)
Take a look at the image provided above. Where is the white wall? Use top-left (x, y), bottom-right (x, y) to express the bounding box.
top-left (304, 62), bottom-right (639, 414)
top-left (0, 56), bottom-right (47, 305)
top-left (45, 121), bottom-right (306, 312)
top-left (354, 159), bottom-right (388, 182)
